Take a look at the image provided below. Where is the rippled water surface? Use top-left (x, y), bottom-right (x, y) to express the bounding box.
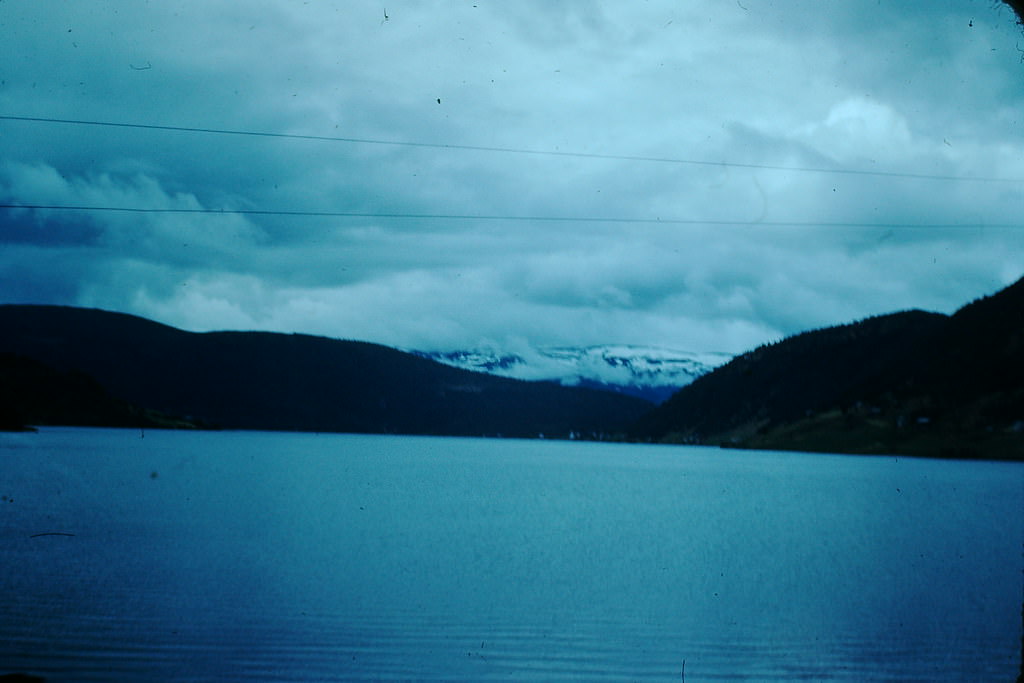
top-left (1, 428), bottom-right (1021, 681)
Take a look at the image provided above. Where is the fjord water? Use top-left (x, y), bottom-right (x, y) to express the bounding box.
top-left (1, 429), bottom-right (1020, 681)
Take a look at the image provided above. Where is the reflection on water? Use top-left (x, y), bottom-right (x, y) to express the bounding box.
top-left (1, 428), bottom-right (1021, 681)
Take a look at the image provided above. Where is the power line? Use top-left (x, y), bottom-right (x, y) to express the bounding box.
top-left (1, 203), bottom-right (1017, 229)
top-left (1, 114), bottom-right (1019, 184)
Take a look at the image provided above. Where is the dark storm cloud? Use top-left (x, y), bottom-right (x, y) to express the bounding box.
top-left (0, 0), bottom-right (1022, 352)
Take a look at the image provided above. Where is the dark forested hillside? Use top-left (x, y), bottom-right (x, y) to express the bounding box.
top-left (632, 277), bottom-right (1024, 460)
top-left (0, 305), bottom-right (651, 437)
top-left (0, 352), bottom-right (200, 431)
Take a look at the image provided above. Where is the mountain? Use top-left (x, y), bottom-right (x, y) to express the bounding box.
top-left (412, 345), bottom-right (733, 403)
top-left (631, 277), bottom-right (1024, 460)
top-left (0, 305), bottom-right (652, 438)
top-left (0, 352), bottom-right (200, 431)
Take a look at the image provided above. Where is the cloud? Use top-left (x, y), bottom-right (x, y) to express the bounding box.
top-left (0, 161), bottom-right (265, 262)
top-left (794, 98), bottom-right (914, 164)
top-left (1, 0), bottom-right (1022, 356)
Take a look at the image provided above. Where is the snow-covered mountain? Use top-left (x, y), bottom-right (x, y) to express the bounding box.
top-left (412, 345), bottom-right (734, 403)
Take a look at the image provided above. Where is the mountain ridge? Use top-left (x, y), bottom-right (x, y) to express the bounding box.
top-left (631, 276), bottom-right (1024, 460)
top-left (0, 304), bottom-right (652, 438)
top-left (412, 344), bottom-right (733, 403)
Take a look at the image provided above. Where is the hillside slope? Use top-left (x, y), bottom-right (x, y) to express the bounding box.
top-left (0, 352), bottom-right (201, 431)
top-left (632, 277), bottom-right (1024, 460)
top-left (0, 305), bottom-right (651, 437)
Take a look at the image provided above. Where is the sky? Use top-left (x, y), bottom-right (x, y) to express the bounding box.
top-left (1, 1), bottom-right (1023, 356)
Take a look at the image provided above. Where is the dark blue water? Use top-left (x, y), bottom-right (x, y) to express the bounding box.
top-left (1, 428), bottom-right (1021, 681)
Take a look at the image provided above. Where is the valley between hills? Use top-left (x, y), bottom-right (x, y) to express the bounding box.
top-left (1, 275), bottom-right (1021, 460)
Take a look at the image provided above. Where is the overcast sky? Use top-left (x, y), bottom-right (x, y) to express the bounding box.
top-left (1, 1), bottom-right (1022, 355)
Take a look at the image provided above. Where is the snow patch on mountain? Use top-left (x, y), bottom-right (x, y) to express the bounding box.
top-left (412, 344), bottom-right (734, 403)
